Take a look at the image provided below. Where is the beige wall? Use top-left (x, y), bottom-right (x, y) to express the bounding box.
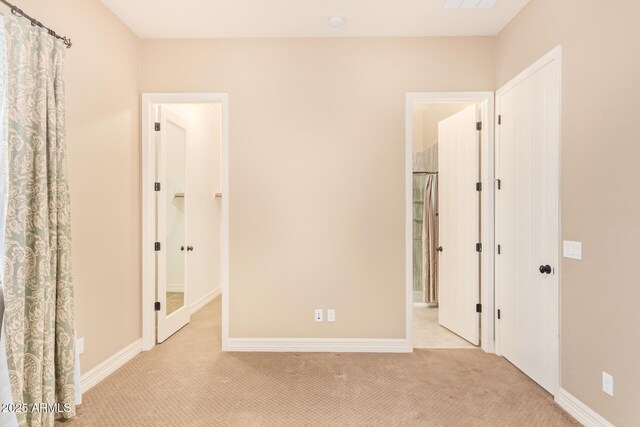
top-left (7, 0), bottom-right (142, 372)
top-left (412, 103), bottom-right (472, 152)
top-left (140, 38), bottom-right (495, 338)
top-left (498, 0), bottom-right (640, 424)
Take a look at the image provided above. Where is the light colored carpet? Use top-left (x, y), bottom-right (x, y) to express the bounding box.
top-left (413, 305), bottom-right (477, 349)
top-left (58, 298), bottom-right (578, 426)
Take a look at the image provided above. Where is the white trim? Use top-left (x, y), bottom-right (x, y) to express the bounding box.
top-left (413, 303), bottom-right (429, 308)
top-left (405, 92), bottom-right (495, 353)
top-left (166, 284), bottom-right (185, 292)
top-left (226, 338), bottom-right (411, 353)
top-left (555, 388), bottom-right (613, 427)
top-left (141, 93), bottom-right (230, 352)
top-left (190, 286), bottom-right (221, 314)
top-left (494, 45), bottom-right (562, 395)
top-left (495, 46), bottom-right (562, 97)
top-left (80, 339), bottom-right (142, 393)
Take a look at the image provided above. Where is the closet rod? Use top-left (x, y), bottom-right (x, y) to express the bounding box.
top-left (0, 0), bottom-right (72, 48)
top-left (413, 171), bottom-right (438, 174)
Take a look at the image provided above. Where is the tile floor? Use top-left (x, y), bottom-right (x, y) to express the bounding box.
top-left (413, 305), bottom-right (476, 349)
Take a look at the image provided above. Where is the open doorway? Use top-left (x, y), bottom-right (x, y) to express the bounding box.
top-left (141, 94), bottom-right (229, 351)
top-left (412, 102), bottom-right (479, 349)
top-left (406, 93), bottom-right (494, 352)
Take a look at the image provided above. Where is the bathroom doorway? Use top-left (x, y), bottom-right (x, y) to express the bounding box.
top-left (406, 93), bottom-right (494, 352)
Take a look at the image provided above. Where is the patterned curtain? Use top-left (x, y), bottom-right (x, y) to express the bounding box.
top-left (2, 15), bottom-right (76, 426)
top-left (422, 174), bottom-right (438, 303)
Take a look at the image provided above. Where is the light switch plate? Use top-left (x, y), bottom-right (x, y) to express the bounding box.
top-left (76, 338), bottom-right (85, 355)
top-left (563, 240), bottom-right (582, 260)
top-left (327, 309), bottom-right (336, 322)
top-left (314, 309), bottom-right (323, 322)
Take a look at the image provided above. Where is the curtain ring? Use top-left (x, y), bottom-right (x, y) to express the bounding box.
top-left (10, 6), bottom-right (23, 17)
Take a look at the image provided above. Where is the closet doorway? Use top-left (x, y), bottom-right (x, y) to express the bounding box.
top-left (141, 94), bottom-right (229, 351)
top-left (405, 93), bottom-right (494, 352)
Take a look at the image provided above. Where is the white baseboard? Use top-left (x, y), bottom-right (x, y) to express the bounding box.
top-left (80, 339), bottom-right (142, 393)
top-left (166, 284), bottom-right (184, 292)
top-left (190, 286), bottom-right (221, 314)
top-left (555, 388), bottom-right (613, 427)
top-left (225, 338), bottom-right (411, 353)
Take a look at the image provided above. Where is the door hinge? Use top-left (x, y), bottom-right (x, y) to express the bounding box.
top-left (476, 121), bottom-right (482, 131)
top-left (497, 244), bottom-right (501, 255)
top-left (154, 182), bottom-right (161, 192)
top-left (496, 179), bottom-right (502, 190)
top-left (476, 182), bottom-right (482, 192)
top-left (498, 115), bottom-right (502, 125)
top-left (476, 243), bottom-right (482, 252)
top-left (155, 302), bottom-right (161, 311)
top-left (154, 242), bottom-right (161, 251)
top-left (497, 309), bottom-right (501, 320)
top-left (155, 122), bottom-right (161, 131)
top-left (476, 303), bottom-right (482, 313)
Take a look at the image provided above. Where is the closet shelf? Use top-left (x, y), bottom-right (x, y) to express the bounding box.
top-left (173, 192), bottom-right (223, 199)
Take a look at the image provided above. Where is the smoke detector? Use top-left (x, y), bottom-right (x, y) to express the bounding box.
top-left (329, 16), bottom-right (346, 28)
top-left (444, 0), bottom-right (497, 8)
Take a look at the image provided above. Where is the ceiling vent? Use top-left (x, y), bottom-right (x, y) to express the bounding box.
top-left (444, 0), bottom-right (497, 8)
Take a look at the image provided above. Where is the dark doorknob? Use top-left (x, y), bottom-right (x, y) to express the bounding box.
top-left (187, 246), bottom-right (194, 252)
top-left (539, 265), bottom-right (552, 274)
top-left (180, 246), bottom-right (185, 251)
top-left (436, 246), bottom-right (443, 252)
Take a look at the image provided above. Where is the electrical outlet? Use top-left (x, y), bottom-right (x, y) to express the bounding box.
top-left (76, 338), bottom-right (85, 355)
top-left (602, 372), bottom-right (614, 397)
top-left (314, 309), bottom-right (323, 322)
top-left (327, 309), bottom-right (336, 322)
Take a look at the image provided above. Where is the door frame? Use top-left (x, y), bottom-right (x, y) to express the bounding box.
top-left (494, 45), bottom-right (562, 394)
top-left (405, 92), bottom-right (495, 353)
top-left (141, 93), bottom-right (229, 351)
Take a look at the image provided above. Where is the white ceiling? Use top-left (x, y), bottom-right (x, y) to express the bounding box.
top-left (100, 0), bottom-right (530, 39)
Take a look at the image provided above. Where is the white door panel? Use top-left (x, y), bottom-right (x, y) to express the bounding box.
top-left (496, 59), bottom-right (560, 394)
top-left (438, 105), bottom-right (480, 346)
top-left (157, 107), bottom-right (190, 343)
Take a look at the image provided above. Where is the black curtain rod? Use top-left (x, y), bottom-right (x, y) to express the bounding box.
top-left (413, 171), bottom-right (438, 174)
top-left (0, 0), bottom-right (72, 48)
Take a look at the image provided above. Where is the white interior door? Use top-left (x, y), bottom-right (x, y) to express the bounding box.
top-left (438, 105), bottom-right (481, 346)
top-left (496, 57), bottom-right (560, 394)
top-left (157, 107), bottom-right (190, 343)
